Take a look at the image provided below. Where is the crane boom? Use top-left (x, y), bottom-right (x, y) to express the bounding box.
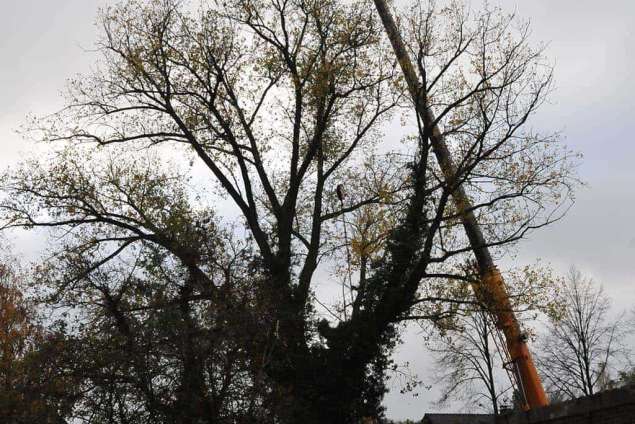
top-left (371, 0), bottom-right (549, 410)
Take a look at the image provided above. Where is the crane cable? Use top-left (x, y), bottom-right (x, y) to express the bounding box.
top-left (338, 185), bottom-right (354, 320)
top-left (487, 311), bottom-right (528, 408)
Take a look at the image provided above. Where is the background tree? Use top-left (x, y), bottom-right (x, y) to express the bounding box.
top-left (424, 264), bottom-right (562, 414)
top-left (430, 308), bottom-right (505, 414)
top-left (616, 368), bottom-right (635, 387)
top-left (0, 261), bottom-right (77, 423)
top-left (13, 154), bottom-right (272, 424)
top-left (538, 267), bottom-right (631, 400)
top-left (1, 0), bottom-right (578, 421)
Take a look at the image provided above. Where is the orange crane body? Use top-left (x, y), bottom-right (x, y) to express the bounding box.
top-left (372, 0), bottom-right (549, 410)
top-left (479, 267), bottom-right (549, 408)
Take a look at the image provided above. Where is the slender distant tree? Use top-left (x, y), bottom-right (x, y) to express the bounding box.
top-left (538, 267), bottom-right (630, 400)
top-left (431, 308), bottom-right (504, 414)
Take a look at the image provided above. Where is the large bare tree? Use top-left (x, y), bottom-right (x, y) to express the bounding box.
top-left (1, 0), bottom-right (577, 422)
top-left (538, 267), bottom-right (630, 400)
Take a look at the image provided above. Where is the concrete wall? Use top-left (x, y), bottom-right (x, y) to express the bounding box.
top-left (496, 385), bottom-right (635, 424)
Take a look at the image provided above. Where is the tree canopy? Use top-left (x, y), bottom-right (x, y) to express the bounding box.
top-left (0, 0), bottom-right (579, 422)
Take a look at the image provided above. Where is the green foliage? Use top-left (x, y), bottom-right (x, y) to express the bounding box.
top-left (0, 264), bottom-right (78, 423)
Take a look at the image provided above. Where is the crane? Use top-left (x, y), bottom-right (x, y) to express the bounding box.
top-left (371, 0), bottom-right (549, 410)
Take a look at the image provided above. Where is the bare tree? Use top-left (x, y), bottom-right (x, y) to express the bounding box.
top-left (538, 267), bottom-right (630, 400)
top-left (425, 264), bottom-right (563, 413)
top-left (0, 0), bottom-right (578, 421)
top-left (430, 309), bottom-right (506, 414)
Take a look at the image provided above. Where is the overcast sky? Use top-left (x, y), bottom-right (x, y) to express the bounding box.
top-left (1, 0), bottom-right (634, 421)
